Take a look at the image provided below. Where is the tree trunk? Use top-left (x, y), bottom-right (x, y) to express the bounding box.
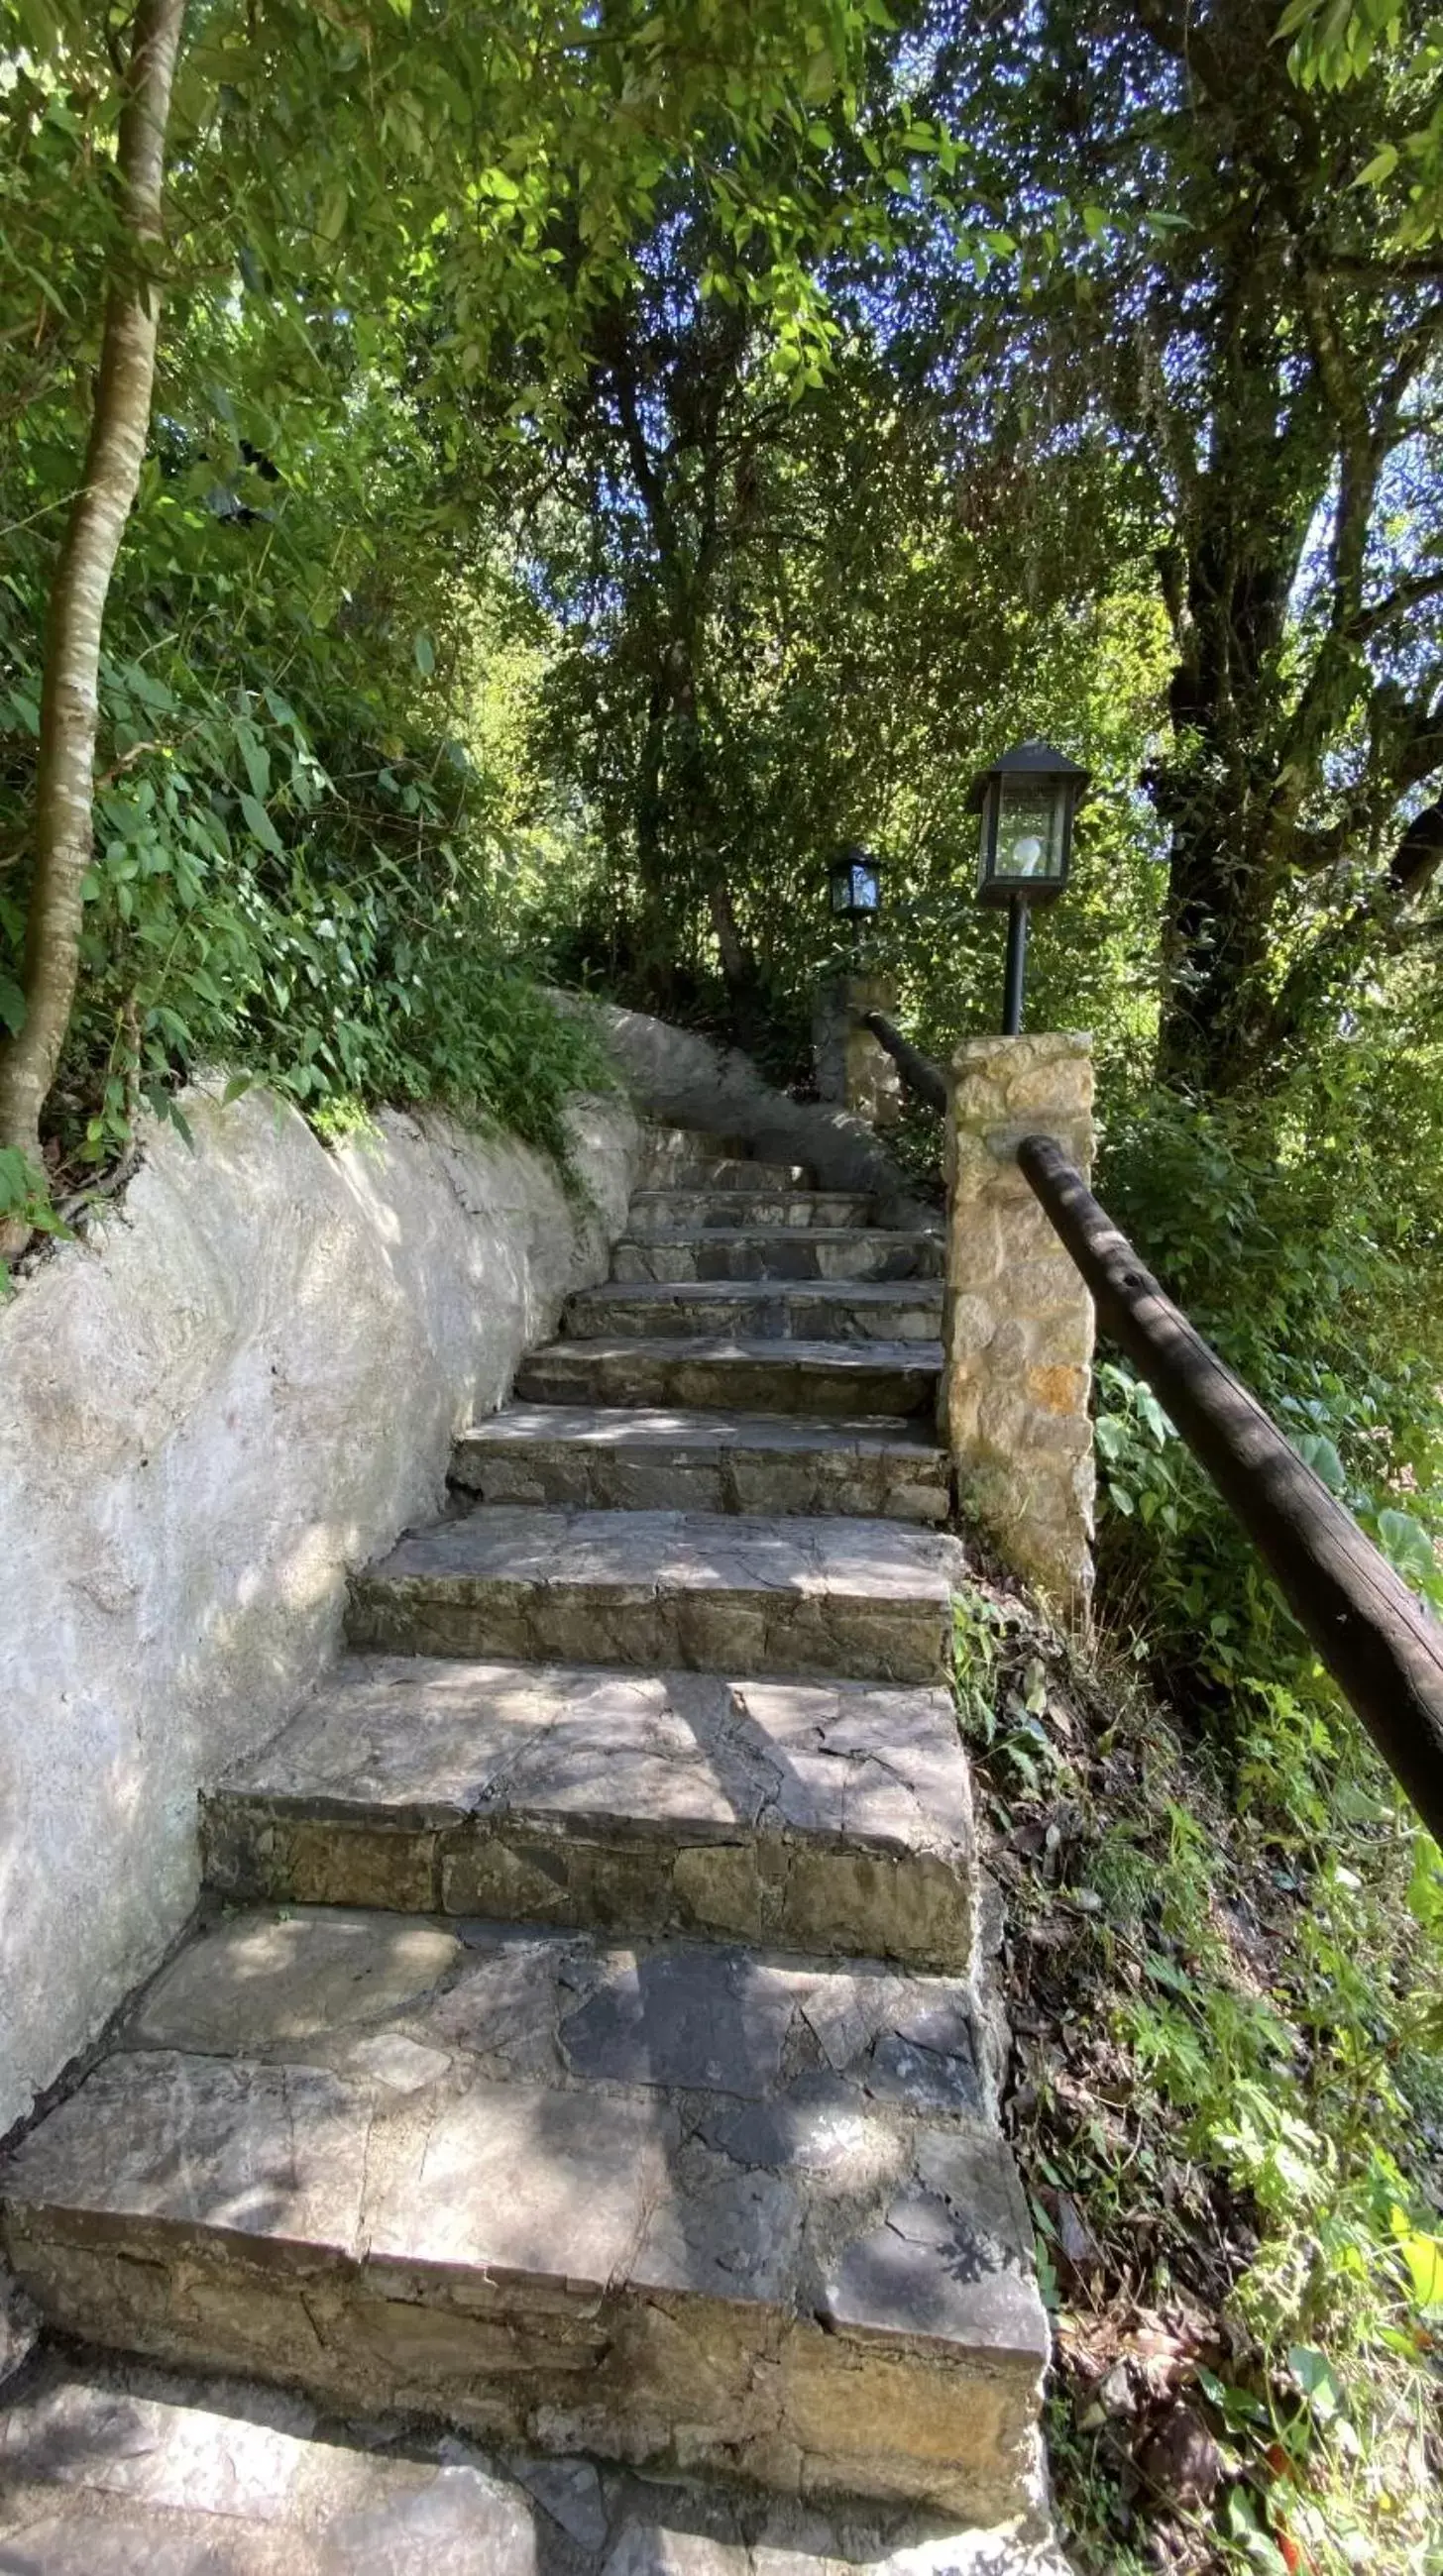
top-left (0, 0), bottom-right (187, 1248)
top-left (1155, 791), bottom-right (1279, 1094)
top-left (1152, 499), bottom-right (1301, 1095)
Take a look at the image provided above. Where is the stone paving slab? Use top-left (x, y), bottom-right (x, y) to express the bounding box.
top-left (610, 1234), bottom-right (945, 1287)
top-left (515, 1342), bottom-right (942, 1424)
top-left (203, 1658), bottom-right (974, 1968)
top-left (564, 1283), bottom-right (944, 1350)
top-left (347, 1509), bottom-right (965, 1685)
top-left (2, 1913), bottom-right (1046, 2521)
top-left (625, 1191), bottom-right (877, 1235)
top-left (0, 2357), bottom-right (1069, 2572)
top-left (450, 1409), bottom-right (948, 1525)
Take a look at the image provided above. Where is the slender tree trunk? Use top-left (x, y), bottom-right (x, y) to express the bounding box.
top-left (0, 0), bottom-right (187, 1248)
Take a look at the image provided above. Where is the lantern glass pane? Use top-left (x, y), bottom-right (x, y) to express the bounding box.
top-left (849, 861), bottom-right (879, 912)
top-left (830, 869), bottom-right (849, 913)
top-left (994, 777), bottom-right (1066, 883)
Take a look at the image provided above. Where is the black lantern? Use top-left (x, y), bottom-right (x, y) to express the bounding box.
top-left (828, 843), bottom-right (882, 932)
top-left (966, 741), bottom-right (1089, 1032)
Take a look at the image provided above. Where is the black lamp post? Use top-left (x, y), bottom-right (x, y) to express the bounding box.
top-left (968, 741), bottom-right (1088, 1034)
top-left (828, 843), bottom-right (883, 940)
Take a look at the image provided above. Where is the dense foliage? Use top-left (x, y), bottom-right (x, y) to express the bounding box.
top-left (2, 0), bottom-right (1442, 2563)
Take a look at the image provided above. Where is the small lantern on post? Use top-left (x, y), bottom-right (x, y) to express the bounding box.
top-left (967, 741), bottom-right (1088, 1034)
top-left (828, 842), bottom-right (883, 940)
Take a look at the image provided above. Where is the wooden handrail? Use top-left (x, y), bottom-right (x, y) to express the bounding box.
top-left (852, 1012), bottom-right (1443, 1839)
top-left (1018, 1136), bottom-right (1443, 1844)
top-left (860, 1010), bottom-right (948, 1113)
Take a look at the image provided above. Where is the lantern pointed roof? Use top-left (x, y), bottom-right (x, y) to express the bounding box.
top-left (966, 739), bottom-right (1089, 809)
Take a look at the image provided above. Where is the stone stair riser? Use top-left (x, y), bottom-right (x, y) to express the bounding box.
top-left (633, 1130), bottom-right (751, 1187)
top-left (610, 1234), bottom-right (945, 1285)
top-left (563, 1287), bottom-right (944, 1346)
top-left (639, 1157), bottom-right (812, 1193)
top-left (348, 1579), bottom-right (951, 1686)
top-left (625, 1190), bottom-right (874, 1234)
top-left (451, 1440), bottom-right (948, 1524)
top-left (5, 2200), bottom-right (1040, 2523)
top-left (204, 1808), bottom-right (973, 1970)
top-left (515, 1347), bottom-right (941, 1420)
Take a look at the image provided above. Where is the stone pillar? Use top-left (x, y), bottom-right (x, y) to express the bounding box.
top-left (942, 1032), bottom-right (1096, 1619)
top-left (812, 972), bottom-right (904, 1127)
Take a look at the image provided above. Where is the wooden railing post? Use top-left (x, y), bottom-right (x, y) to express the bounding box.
top-left (943, 1033), bottom-right (1097, 1620)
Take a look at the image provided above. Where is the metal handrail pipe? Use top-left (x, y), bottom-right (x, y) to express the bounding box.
top-left (1017, 1132), bottom-right (1443, 1846)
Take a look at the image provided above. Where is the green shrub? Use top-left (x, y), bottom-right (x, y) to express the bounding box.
top-left (0, 355), bottom-right (606, 1189)
top-left (1093, 1073), bottom-right (1443, 1728)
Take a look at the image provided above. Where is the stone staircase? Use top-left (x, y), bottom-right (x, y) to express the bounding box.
top-left (0, 1126), bottom-right (1054, 2570)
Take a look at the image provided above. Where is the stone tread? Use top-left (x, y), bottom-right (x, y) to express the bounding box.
top-left (564, 1282), bottom-right (944, 1348)
top-left (610, 1231), bottom-right (945, 1285)
top-left (202, 1656), bottom-right (975, 1970)
top-left (450, 1407), bottom-right (949, 1526)
top-left (1, 1909), bottom-right (1047, 2520)
top-left (0, 2358), bottom-right (1067, 2573)
top-left (515, 1340), bottom-right (942, 1423)
top-left (347, 1508), bottom-right (965, 1684)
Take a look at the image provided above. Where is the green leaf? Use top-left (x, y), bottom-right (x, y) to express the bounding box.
top-left (1392, 2209), bottom-right (1443, 2309)
top-left (1294, 1430), bottom-right (1346, 1492)
top-left (413, 630), bottom-right (436, 677)
top-left (317, 182), bottom-right (349, 245)
top-left (236, 722), bottom-right (271, 802)
top-left (1286, 2343), bottom-right (1343, 2419)
top-left (1376, 1506), bottom-right (1437, 1583)
top-left (239, 793), bottom-right (284, 858)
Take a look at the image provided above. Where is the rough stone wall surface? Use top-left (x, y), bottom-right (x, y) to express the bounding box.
top-left (942, 1033), bottom-right (1095, 1614)
top-left (812, 973), bottom-right (904, 1129)
top-left (558, 993), bottom-right (937, 1229)
top-left (0, 1085), bottom-right (639, 2139)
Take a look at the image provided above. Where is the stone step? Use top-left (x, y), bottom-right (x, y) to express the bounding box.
top-left (610, 1228), bottom-right (945, 1285)
top-left (0, 2356), bottom-right (550, 2573)
top-left (634, 1136), bottom-right (814, 1193)
top-left (0, 2356), bottom-right (1068, 2575)
top-left (451, 1404), bottom-right (949, 1523)
top-left (1, 1908), bottom-right (1048, 2522)
top-left (565, 1280), bottom-right (944, 1347)
top-left (348, 1507), bottom-right (966, 1684)
top-left (636, 1124), bottom-right (751, 1179)
top-left (633, 1127), bottom-right (762, 1188)
top-left (515, 1336), bottom-right (942, 1421)
top-left (625, 1187), bottom-right (874, 1234)
top-left (203, 1656), bottom-right (975, 1971)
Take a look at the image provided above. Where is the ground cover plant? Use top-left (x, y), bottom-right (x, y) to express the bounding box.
top-left (953, 1570), bottom-right (1443, 2574)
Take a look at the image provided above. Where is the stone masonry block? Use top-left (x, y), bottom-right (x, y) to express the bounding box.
top-left (943, 1034), bottom-right (1095, 1616)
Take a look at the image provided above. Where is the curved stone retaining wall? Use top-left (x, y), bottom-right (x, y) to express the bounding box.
top-left (560, 994), bottom-right (936, 1230)
top-left (0, 1086), bottom-right (638, 2138)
